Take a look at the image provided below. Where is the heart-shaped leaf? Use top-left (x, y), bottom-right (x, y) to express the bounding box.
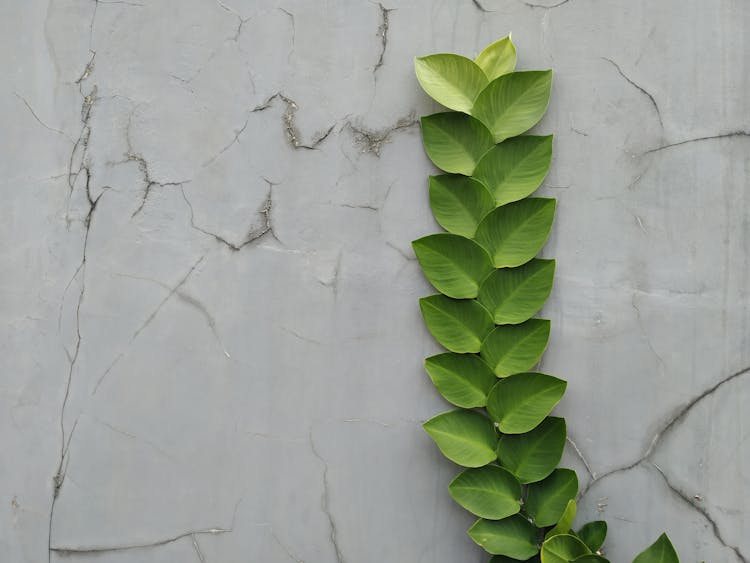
top-left (421, 113), bottom-right (495, 175)
top-left (472, 70), bottom-right (553, 143)
top-left (420, 295), bottom-right (494, 353)
top-left (468, 515), bottom-right (540, 559)
top-left (415, 54), bottom-right (489, 113)
top-left (473, 135), bottom-right (553, 205)
top-left (541, 533), bottom-right (590, 563)
top-left (475, 35), bottom-right (517, 81)
top-left (423, 409), bottom-right (497, 467)
top-left (577, 521), bottom-right (607, 553)
top-left (480, 319), bottom-right (551, 377)
top-left (478, 260), bottom-right (556, 325)
top-left (429, 175), bottom-right (496, 238)
top-left (526, 469), bottom-right (579, 527)
top-left (487, 372), bottom-right (566, 433)
top-left (475, 198), bottom-right (556, 268)
top-left (546, 499), bottom-right (577, 539)
top-left (632, 534), bottom-right (679, 563)
top-left (496, 416), bottom-right (566, 483)
top-left (449, 465), bottom-right (522, 519)
top-left (424, 352), bottom-right (497, 408)
top-left (413, 234), bottom-right (494, 299)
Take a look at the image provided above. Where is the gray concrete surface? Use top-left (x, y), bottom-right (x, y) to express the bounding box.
top-left (1, 1), bottom-right (748, 561)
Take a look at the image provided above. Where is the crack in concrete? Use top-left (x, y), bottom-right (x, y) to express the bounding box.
top-left (14, 92), bottom-right (72, 140)
top-left (308, 431), bottom-right (346, 563)
top-left (51, 527), bottom-right (231, 554)
top-left (373, 4), bottom-right (393, 74)
top-left (649, 462), bottom-right (747, 563)
top-left (631, 293), bottom-right (666, 377)
top-left (523, 0), bottom-right (570, 8)
top-left (191, 534), bottom-right (206, 562)
top-left (578, 365), bottom-right (750, 553)
top-left (92, 256), bottom-right (206, 394)
top-left (344, 114), bottom-right (417, 156)
top-left (252, 93), bottom-right (335, 150)
top-left (180, 180), bottom-right (281, 251)
top-left (643, 131), bottom-right (750, 155)
top-left (471, 0), bottom-right (493, 12)
top-left (602, 57), bottom-right (663, 128)
top-left (566, 435), bottom-right (596, 480)
top-left (272, 531), bottom-right (304, 563)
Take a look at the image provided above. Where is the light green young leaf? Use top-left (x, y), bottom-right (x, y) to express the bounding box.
top-left (449, 465), bottom-right (522, 519)
top-left (632, 534), bottom-right (679, 563)
top-left (429, 175), bottom-right (496, 238)
top-left (421, 113), bottom-right (495, 175)
top-left (526, 468), bottom-right (579, 527)
top-left (577, 521), bottom-right (607, 553)
top-left (473, 135), bottom-right (553, 205)
top-left (474, 198), bottom-right (556, 268)
top-left (487, 372), bottom-right (566, 433)
top-left (472, 70), bottom-right (553, 143)
top-left (475, 35), bottom-right (517, 81)
top-left (413, 234), bottom-right (494, 299)
top-left (480, 319), bottom-right (551, 377)
top-left (423, 409), bottom-right (498, 467)
top-left (496, 416), bottom-right (566, 484)
top-left (420, 294), bottom-right (494, 353)
top-left (541, 533), bottom-right (590, 563)
top-left (546, 499), bottom-right (577, 538)
top-left (468, 515), bottom-right (540, 559)
top-left (478, 260), bottom-right (556, 325)
top-left (424, 352), bottom-right (497, 408)
top-left (415, 54), bottom-right (489, 113)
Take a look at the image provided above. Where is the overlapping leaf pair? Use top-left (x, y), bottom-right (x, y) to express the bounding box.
top-left (412, 36), bottom-right (679, 563)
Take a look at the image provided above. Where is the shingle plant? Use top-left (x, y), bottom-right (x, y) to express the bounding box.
top-left (412, 36), bottom-right (680, 563)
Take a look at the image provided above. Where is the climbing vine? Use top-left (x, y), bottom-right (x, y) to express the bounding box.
top-left (413, 36), bottom-right (679, 563)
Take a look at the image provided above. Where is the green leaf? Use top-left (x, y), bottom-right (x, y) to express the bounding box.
top-left (577, 521), bottom-right (607, 553)
top-left (449, 465), bottom-right (522, 519)
top-left (496, 416), bottom-right (566, 483)
top-left (526, 469), bottom-right (579, 527)
top-left (468, 515), bottom-right (540, 559)
top-left (478, 260), bottom-right (556, 325)
top-left (424, 352), bottom-right (497, 408)
top-left (573, 556), bottom-right (610, 563)
top-left (491, 557), bottom-right (541, 563)
top-left (541, 534), bottom-right (590, 563)
top-left (421, 113), bottom-right (495, 175)
top-left (546, 499), bottom-right (577, 538)
top-left (420, 294), bottom-right (494, 353)
top-left (487, 372), bottom-right (566, 433)
top-left (632, 534), bottom-right (679, 563)
top-left (429, 175), bottom-right (496, 238)
top-left (473, 135), bottom-right (553, 205)
top-left (480, 320), bottom-right (551, 377)
top-left (474, 198), bottom-right (556, 268)
top-left (423, 409), bottom-right (498, 467)
top-left (472, 70), bottom-right (553, 143)
top-left (475, 35), bottom-right (517, 81)
top-left (413, 234), bottom-right (494, 299)
top-left (415, 54), bottom-right (489, 113)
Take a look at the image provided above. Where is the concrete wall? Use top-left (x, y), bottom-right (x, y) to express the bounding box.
top-left (1, 1), bottom-right (749, 561)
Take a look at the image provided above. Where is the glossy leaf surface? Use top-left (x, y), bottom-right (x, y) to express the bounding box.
top-left (541, 534), bottom-right (590, 563)
top-left (632, 534), bottom-right (679, 563)
top-left (473, 135), bottom-right (553, 205)
top-left (449, 465), bottom-right (522, 519)
top-left (475, 35), bottom-right (517, 81)
top-left (472, 70), bottom-right (553, 143)
top-left (415, 54), bottom-right (489, 113)
top-left (423, 409), bottom-right (497, 467)
top-left (420, 294), bottom-right (494, 353)
top-left (478, 260), bottom-right (555, 324)
top-left (421, 112), bottom-right (495, 175)
top-left (468, 515), bottom-right (539, 559)
top-left (577, 521), bottom-right (607, 553)
top-left (429, 175), bottom-right (496, 238)
top-left (481, 320), bottom-right (551, 377)
top-left (526, 468), bottom-right (579, 527)
top-left (474, 198), bottom-right (556, 268)
top-left (424, 352), bottom-right (497, 408)
top-left (496, 416), bottom-right (566, 483)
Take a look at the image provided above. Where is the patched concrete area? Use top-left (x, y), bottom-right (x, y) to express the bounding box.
top-left (1, 1), bottom-right (748, 561)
